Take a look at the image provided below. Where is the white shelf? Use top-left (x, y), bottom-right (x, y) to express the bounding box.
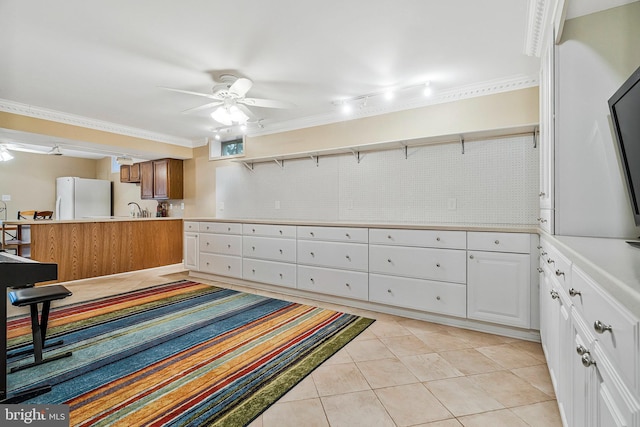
top-left (232, 125), bottom-right (538, 170)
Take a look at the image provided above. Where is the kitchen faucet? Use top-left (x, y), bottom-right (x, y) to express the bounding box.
top-left (127, 202), bottom-right (142, 217)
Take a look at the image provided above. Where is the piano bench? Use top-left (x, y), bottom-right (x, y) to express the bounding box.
top-left (8, 285), bottom-right (72, 372)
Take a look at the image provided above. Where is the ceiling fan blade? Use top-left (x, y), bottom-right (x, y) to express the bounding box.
top-left (240, 97), bottom-right (295, 109)
top-left (181, 101), bottom-right (224, 114)
top-left (159, 86), bottom-right (218, 100)
top-left (228, 78), bottom-right (253, 97)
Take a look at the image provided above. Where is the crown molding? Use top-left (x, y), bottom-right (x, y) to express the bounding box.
top-left (0, 99), bottom-right (194, 147)
top-left (248, 74), bottom-right (539, 138)
top-left (524, 0), bottom-right (564, 57)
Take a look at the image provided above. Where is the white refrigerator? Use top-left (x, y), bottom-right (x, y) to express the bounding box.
top-left (55, 177), bottom-right (112, 220)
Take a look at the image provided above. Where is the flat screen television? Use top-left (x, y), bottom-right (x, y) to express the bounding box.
top-left (608, 64), bottom-right (640, 245)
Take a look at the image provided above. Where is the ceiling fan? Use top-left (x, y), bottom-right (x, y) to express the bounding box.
top-left (161, 75), bottom-right (294, 126)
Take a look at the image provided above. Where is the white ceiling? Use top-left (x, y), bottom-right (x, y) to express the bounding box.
top-left (0, 0), bottom-right (634, 158)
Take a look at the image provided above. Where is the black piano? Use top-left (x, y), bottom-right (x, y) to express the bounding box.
top-left (0, 251), bottom-right (57, 402)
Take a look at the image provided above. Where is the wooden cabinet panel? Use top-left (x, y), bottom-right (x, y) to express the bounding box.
top-left (140, 161), bottom-right (154, 199)
top-left (120, 163), bottom-right (141, 183)
top-left (120, 165), bottom-right (131, 182)
top-left (30, 219), bottom-right (183, 283)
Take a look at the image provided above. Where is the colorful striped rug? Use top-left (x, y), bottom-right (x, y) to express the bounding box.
top-left (7, 280), bottom-right (374, 426)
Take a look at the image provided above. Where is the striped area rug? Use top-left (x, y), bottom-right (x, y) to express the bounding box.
top-left (7, 280), bottom-right (374, 426)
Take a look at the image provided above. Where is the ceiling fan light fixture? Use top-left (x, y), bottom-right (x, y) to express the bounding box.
top-left (0, 146), bottom-right (14, 161)
top-left (211, 105), bottom-right (249, 126)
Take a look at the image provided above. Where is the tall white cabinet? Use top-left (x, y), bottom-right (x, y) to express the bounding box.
top-left (538, 34), bottom-right (555, 234)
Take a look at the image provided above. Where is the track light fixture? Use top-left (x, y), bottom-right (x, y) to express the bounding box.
top-left (334, 80), bottom-right (435, 114)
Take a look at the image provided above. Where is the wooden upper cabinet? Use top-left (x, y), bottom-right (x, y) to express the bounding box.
top-left (140, 158), bottom-right (183, 200)
top-left (120, 163), bottom-right (141, 183)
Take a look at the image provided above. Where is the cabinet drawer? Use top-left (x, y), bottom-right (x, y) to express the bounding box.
top-left (243, 236), bottom-right (296, 263)
top-left (184, 221), bottom-right (198, 232)
top-left (369, 245), bottom-right (466, 283)
top-left (243, 223), bottom-right (296, 238)
top-left (541, 240), bottom-right (572, 294)
top-left (369, 274), bottom-right (466, 318)
top-left (199, 222), bottom-right (242, 234)
top-left (572, 266), bottom-right (639, 392)
top-left (297, 226), bottom-right (368, 243)
top-left (369, 228), bottom-right (466, 249)
top-left (467, 232), bottom-right (530, 253)
top-left (199, 253), bottom-right (242, 278)
top-left (243, 258), bottom-right (297, 288)
top-left (199, 234), bottom-right (242, 256)
top-left (297, 240), bottom-right (368, 271)
top-left (297, 265), bottom-right (368, 300)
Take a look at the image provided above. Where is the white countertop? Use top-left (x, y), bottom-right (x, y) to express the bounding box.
top-left (185, 217), bottom-right (539, 233)
top-left (548, 234), bottom-right (640, 317)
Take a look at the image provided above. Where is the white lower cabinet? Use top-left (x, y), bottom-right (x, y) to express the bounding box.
top-left (369, 273), bottom-right (466, 317)
top-left (538, 237), bottom-right (640, 427)
top-left (297, 265), bottom-right (368, 300)
top-left (467, 250), bottom-right (530, 328)
top-left (183, 231), bottom-right (199, 271)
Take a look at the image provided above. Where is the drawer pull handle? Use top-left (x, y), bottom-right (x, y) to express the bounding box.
top-left (252, 228), bottom-right (255, 233)
top-left (227, 227), bottom-right (231, 231)
top-left (279, 230), bottom-right (283, 235)
top-left (345, 283), bottom-right (350, 288)
top-left (206, 242), bottom-right (210, 246)
top-left (387, 235), bottom-right (392, 239)
top-left (547, 258), bottom-right (555, 264)
top-left (537, 267), bottom-right (543, 273)
top-left (387, 259), bottom-right (392, 263)
top-left (576, 345), bottom-right (589, 356)
top-left (310, 278), bottom-right (314, 283)
top-left (581, 354), bottom-right (596, 368)
top-left (227, 244), bottom-right (231, 248)
top-left (346, 233), bottom-right (350, 238)
top-left (540, 251), bottom-right (547, 256)
top-left (310, 232), bottom-right (314, 236)
top-left (436, 237), bottom-right (441, 242)
top-left (569, 288), bottom-right (581, 297)
top-left (252, 246), bottom-right (255, 251)
top-left (436, 263), bottom-right (441, 268)
top-left (206, 262), bottom-right (210, 266)
top-left (537, 245), bottom-right (543, 250)
top-left (539, 192), bottom-right (546, 197)
top-left (387, 289), bottom-right (392, 294)
top-left (279, 273), bottom-right (283, 278)
top-left (555, 270), bottom-right (565, 277)
top-left (436, 296), bottom-right (441, 301)
top-left (550, 290), bottom-right (559, 300)
top-left (310, 252), bottom-right (315, 257)
top-left (227, 265), bottom-right (231, 270)
top-left (593, 320), bottom-right (612, 334)
top-left (494, 240), bottom-right (500, 245)
top-left (345, 255), bottom-right (351, 260)
top-left (279, 249), bottom-right (283, 254)
top-left (252, 269), bottom-right (255, 273)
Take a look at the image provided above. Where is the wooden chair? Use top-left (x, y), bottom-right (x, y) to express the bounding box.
top-left (17, 210), bottom-right (36, 220)
top-left (34, 211), bottom-right (53, 220)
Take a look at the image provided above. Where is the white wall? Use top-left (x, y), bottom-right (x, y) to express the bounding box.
top-left (217, 135), bottom-right (538, 225)
top-left (555, 2), bottom-right (640, 238)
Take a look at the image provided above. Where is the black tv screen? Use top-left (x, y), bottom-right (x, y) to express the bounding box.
top-left (609, 65), bottom-right (640, 227)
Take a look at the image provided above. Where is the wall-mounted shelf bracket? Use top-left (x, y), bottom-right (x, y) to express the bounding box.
top-left (460, 136), bottom-right (465, 154)
top-left (399, 142), bottom-right (408, 159)
top-left (273, 159), bottom-right (284, 168)
top-left (309, 154), bottom-right (319, 166)
top-left (242, 162), bottom-right (254, 171)
top-left (349, 149), bottom-right (361, 163)
top-left (533, 126), bottom-right (539, 148)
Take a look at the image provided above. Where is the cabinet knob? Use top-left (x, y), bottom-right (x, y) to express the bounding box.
top-left (252, 269), bottom-right (255, 273)
top-left (576, 345), bottom-right (589, 356)
top-left (569, 288), bottom-right (581, 297)
top-left (387, 235), bottom-right (392, 239)
top-left (537, 245), bottom-right (543, 250)
top-left (436, 263), bottom-right (441, 268)
top-left (550, 290), bottom-right (559, 300)
top-left (310, 278), bottom-right (315, 283)
top-left (310, 232), bottom-right (315, 237)
top-left (252, 228), bottom-right (255, 233)
top-left (547, 258), bottom-right (555, 264)
top-left (581, 354), bottom-right (596, 368)
top-left (537, 267), bottom-right (544, 273)
top-left (494, 240), bottom-right (500, 245)
top-left (227, 265), bottom-right (231, 270)
top-left (252, 246), bottom-right (256, 251)
top-left (469, 255), bottom-right (474, 260)
top-left (345, 233), bottom-right (350, 238)
top-left (227, 244), bottom-right (231, 248)
top-left (436, 237), bottom-right (441, 242)
top-left (279, 249), bottom-right (283, 254)
top-left (206, 242), bottom-right (210, 246)
top-left (279, 273), bottom-right (283, 278)
top-left (555, 269), bottom-right (565, 277)
top-left (310, 252), bottom-right (315, 257)
top-left (436, 296), bottom-right (441, 301)
top-left (387, 289), bottom-right (392, 294)
top-left (345, 283), bottom-right (350, 288)
top-left (387, 259), bottom-right (392, 263)
top-left (540, 218), bottom-right (548, 223)
top-left (539, 192), bottom-right (546, 197)
top-left (345, 255), bottom-right (351, 260)
top-left (279, 230), bottom-right (283, 235)
top-left (593, 320), bottom-right (613, 334)
top-left (541, 251), bottom-right (547, 256)
top-left (227, 227), bottom-right (231, 231)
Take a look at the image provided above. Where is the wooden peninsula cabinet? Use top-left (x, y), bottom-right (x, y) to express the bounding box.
top-left (140, 158), bottom-right (183, 200)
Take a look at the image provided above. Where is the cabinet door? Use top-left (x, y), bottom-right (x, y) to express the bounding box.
top-left (153, 159), bottom-right (169, 199)
top-left (120, 165), bottom-right (131, 182)
top-left (129, 163), bottom-right (141, 182)
top-left (539, 38), bottom-right (555, 212)
top-left (183, 232), bottom-right (199, 270)
top-left (140, 161), bottom-right (154, 199)
top-left (467, 250), bottom-right (530, 328)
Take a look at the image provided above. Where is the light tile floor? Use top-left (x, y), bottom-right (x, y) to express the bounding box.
top-left (11, 265), bottom-right (563, 427)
